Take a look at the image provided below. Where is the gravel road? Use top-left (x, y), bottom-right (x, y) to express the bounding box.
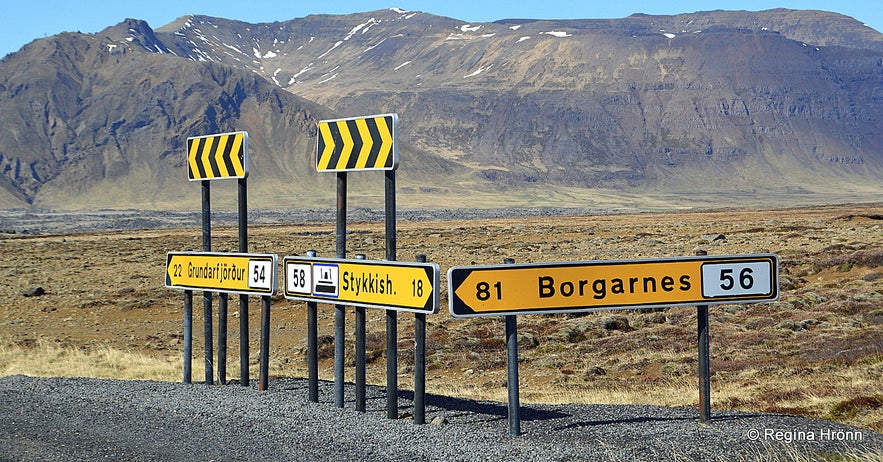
top-left (0, 375), bottom-right (879, 461)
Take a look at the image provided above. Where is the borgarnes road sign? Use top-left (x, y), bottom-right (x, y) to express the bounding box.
top-left (165, 252), bottom-right (277, 295)
top-left (187, 131), bottom-right (248, 180)
top-left (283, 256), bottom-right (439, 314)
top-left (316, 114), bottom-right (398, 172)
top-left (448, 254), bottom-right (778, 317)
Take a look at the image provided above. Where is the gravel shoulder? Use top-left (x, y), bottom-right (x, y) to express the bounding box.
top-left (1, 375), bottom-right (880, 461)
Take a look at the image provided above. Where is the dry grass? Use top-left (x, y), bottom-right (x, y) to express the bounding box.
top-left (0, 337), bottom-right (180, 381)
top-left (428, 349), bottom-right (883, 433)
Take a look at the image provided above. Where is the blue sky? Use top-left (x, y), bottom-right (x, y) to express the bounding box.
top-left (1, 1), bottom-right (880, 58)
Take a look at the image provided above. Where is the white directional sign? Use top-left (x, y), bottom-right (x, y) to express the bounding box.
top-left (449, 254), bottom-right (778, 317)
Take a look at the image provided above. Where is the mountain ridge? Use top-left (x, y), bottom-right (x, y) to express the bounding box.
top-left (0, 8), bottom-right (881, 210)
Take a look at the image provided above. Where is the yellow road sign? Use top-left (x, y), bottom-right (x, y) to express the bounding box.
top-left (448, 254), bottom-right (778, 317)
top-left (283, 256), bottom-right (439, 313)
top-left (316, 114), bottom-right (397, 171)
top-left (187, 131), bottom-right (248, 180)
top-left (165, 252), bottom-right (277, 295)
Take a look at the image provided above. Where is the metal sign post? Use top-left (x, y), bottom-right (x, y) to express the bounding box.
top-left (183, 289), bottom-right (193, 384)
top-left (305, 250), bottom-right (319, 403)
top-left (384, 169), bottom-right (398, 419)
top-left (449, 253), bottom-right (779, 432)
top-left (315, 114), bottom-right (402, 415)
top-left (218, 292), bottom-right (228, 384)
top-left (698, 302), bottom-right (711, 422)
top-left (283, 254), bottom-right (440, 415)
top-left (355, 254), bottom-right (367, 413)
top-left (169, 131), bottom-right (255, 387)
top-left (166, 251), bottom-right (277, 390)
top-left (695, 250), bottom-right (711, 423)
top-left (502, 258), bottom-right (520, 436)
top-left (334, 171), bottom-right (347, 408)
top-left (414, 254), bottom-right (428, 425)
top-left (258, 295), bottom-right (271, 391)
top-left (238, 177), bottom-right (249, 387)
top-left (201, 180), bottom-right (213, 385)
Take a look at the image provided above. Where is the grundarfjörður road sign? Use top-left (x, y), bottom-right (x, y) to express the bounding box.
top-left (166, 251), bottom-right (277, 295)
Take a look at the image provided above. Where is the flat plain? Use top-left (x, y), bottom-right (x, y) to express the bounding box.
top-left (1, 203), bottom-right (881, 432)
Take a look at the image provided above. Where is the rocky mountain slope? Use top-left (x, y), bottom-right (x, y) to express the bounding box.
top-left (0, 8), bottom-right (881, 210)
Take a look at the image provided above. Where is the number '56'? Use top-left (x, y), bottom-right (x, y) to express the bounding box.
top-left (719, 267), bottom-right (754, 291)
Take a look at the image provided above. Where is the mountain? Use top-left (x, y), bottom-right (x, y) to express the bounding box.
top-left (0, 8), bottom-right (881, 210)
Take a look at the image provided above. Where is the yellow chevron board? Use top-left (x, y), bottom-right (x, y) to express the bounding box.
top-left (187, 131), bottom-right (249, 181)
top-left (316, 114), bottom-right (398, 172)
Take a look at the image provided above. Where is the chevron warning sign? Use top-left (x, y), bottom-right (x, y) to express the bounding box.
top-left (187, 131), bottom-right (249, 181)
top-left (316, 114), bottom-right (398, 172)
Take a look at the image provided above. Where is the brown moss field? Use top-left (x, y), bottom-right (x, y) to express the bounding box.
top-left (1, 203), bottom-right (881, 432)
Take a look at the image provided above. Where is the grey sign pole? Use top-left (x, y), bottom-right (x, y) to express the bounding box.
top-left (503, 257), bottom-right (520, 436)
top-left (385, 169), bottom-right (398, 419)
top-left (355, 253), bottom-right (367, 412)
top-left (414, 254), bottom-right (427, 424)
top-left (201, 180), bottom-right (213, 385)
top-left (334, 172), bottom-right (347, 408)
top-left (238, 177), bottom-right (249, 387)
top-left (306, 250), bottom-right (319, 403)
top-left (218, 292), bottom-right (227, 384)
top-left (183, 289), bottom-right (193, 383)
top-left (696, 249), bottom-right (712, 423)
top-left (258, 295), bottom-right (270, 391)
